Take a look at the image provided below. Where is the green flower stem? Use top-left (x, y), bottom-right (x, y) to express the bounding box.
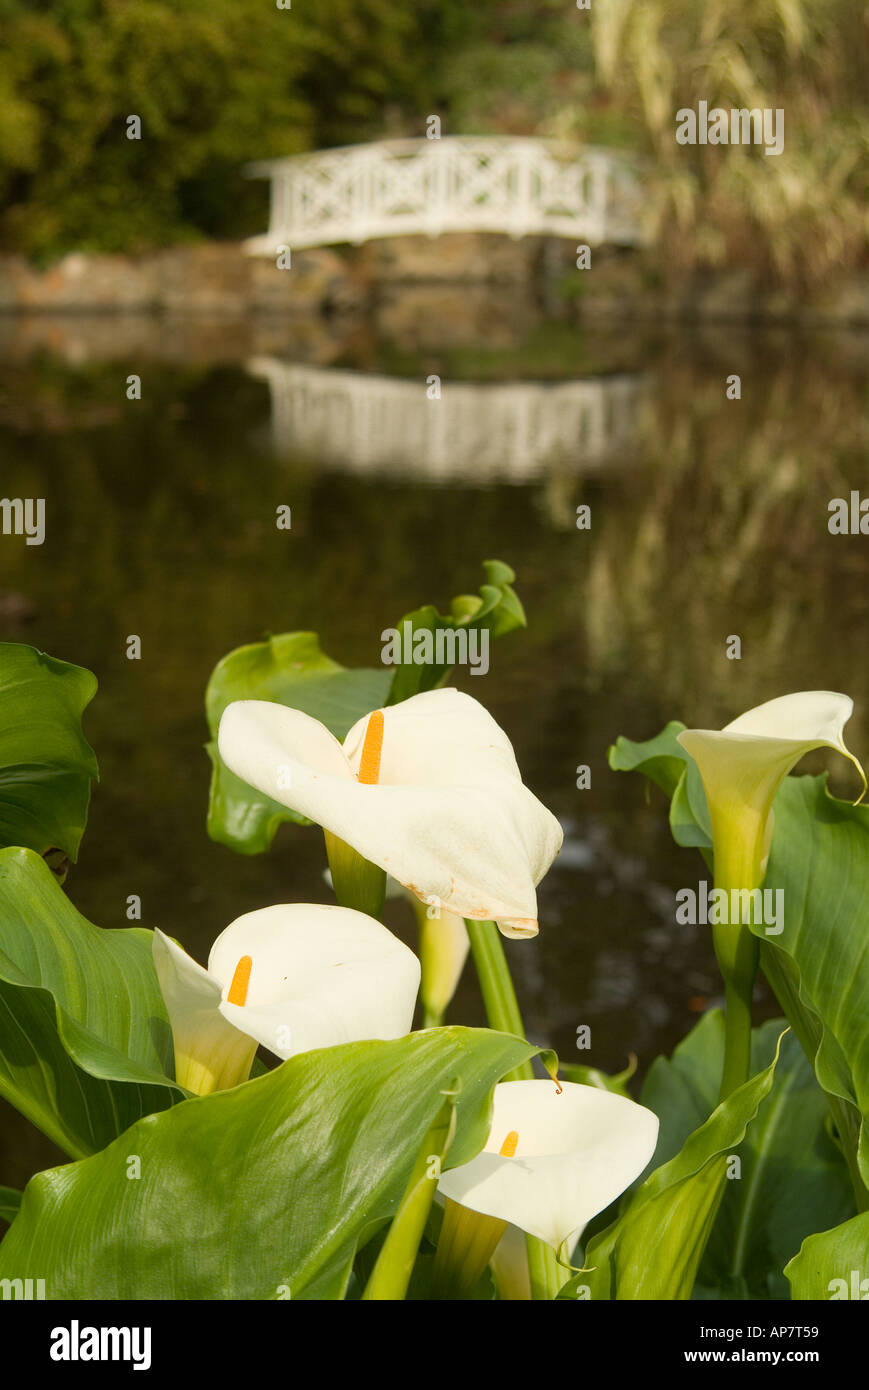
top-left (464, 920), bottom-right (533, 1081)
top-left (363, 1092), bottom-right (455, 1301)
top-left (323, 830), bottom-right (386, 920)
top-left (525, 1233), bottom-right (565, 1301)
top-left (713, 915), bottom-right (759, 1103)
top-left (463, 918), bottom-right (564, 1299)
top-left (719, 964), bottom-right (754, 1101)
top-left (710, 836), bottom-right (761, 1103)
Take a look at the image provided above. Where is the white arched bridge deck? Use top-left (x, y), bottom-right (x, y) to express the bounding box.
top-left (244, 137), bottom-right (645, 253)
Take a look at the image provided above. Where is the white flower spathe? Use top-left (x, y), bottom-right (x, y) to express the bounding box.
top-left (677, 691), bottom-right (865, 885)
top-left (437, 1079), bottom-right (659, 1252)
top-left (153, 902), bottom-right (421, 1093)
top-left (218, 688), bottom-right (563, 938)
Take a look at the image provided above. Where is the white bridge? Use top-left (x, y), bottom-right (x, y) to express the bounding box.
top-left (248, 359), bottom-right (644, 483)
top-left (244, 137), bottom-right (645, 253)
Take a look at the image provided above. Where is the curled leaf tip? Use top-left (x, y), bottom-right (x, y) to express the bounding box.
top-left (538, 1048), bottom-right (561, 1088)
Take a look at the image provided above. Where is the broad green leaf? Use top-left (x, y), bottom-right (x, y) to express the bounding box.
top-left (0, 643), bottom-right (98, 867)
top-left (0, 1185), bottom-right (21, 1225)
top-left (784, 1213), bottom-right (869, 1300)
top-left (205, 631), bottom-right (391, 853)
top-left (641, 1011), bottom-right (854, 1299)
top-left (0, 1027), bottom-right (539, 1300)
top-left (609, 720), bottom-right (712, 850)
top-left (362, 1089), bottom-right (456, 1299)
top-left (0, 847), bottom-right (181, 1159)
top-left (758, 776), bottom-right (869, 1187)
top-left (575, 1036), bottom-right (783, 1299)
top-left (385, 559), bottom-right (526, 704)
top-left (608, 721), bottom-right (690, 799)
top-left (669, 759), bottom-right (714, 851)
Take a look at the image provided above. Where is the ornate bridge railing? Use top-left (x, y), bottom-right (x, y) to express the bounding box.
top-left (244, 137), bottom-right (645, 253)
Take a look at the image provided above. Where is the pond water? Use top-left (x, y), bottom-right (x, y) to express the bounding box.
top-left (2, 298), bottom-right (868, 1188)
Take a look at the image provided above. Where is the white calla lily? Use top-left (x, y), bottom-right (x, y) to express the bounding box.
top-left (677, 691), bottom-right (866, 890)
top-left (677, 692), bottom-right (866, 1100)
top-left (217, 688), bottom-right (563, 939)
top-left (435, 1080), bottom-right (659, 1289)
top-left (153, 903), bottom-right (421, 1095)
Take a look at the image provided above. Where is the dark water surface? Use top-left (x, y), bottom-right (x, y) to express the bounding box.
top-left (2, 304), bottom-right (868, 1188)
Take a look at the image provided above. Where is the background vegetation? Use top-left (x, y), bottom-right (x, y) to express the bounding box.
top-left (0, 0), bottom-right (866, 282)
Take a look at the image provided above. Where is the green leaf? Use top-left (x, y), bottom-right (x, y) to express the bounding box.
top-left (0, 643), bottom-right (98, 867)
top-left (641, 1012), bottom-right (854, 1299)
top-left (576, 1034), bottom-right (783, 1299)
top-left (205, 631), bottom-right (391, 854)
top-left (0, 847), bottom-right (181, 1159)
top-left (0, 1027), bottom-right (539, 1299)
top-left (757, 776), bottom-right (869, 1189)
top-left (669, 760), bottom-right (713, 851)
top-left (784, 1212), bottom-right (869, 1299)
top-left (362, 1087), bottom-right (456, 1299)
top-left (609, 720), bottom-right (712, 850)
top-left (0, 1185), bottom-right (21, 1226)
top-left (385, 559), bottom-right (526, 704)
top-left (608, 721), bottom-right (690, 799)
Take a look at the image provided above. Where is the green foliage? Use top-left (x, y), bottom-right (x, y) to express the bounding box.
top-left (0, 1027), bottom-right (538, 1299)
top-left (2, 576), bottom-right (866, 1305)
top-left (0, 0), bottom-right (451, 255)
top-left (570, 1035), bottom-right (782, 1299)
top-left (758, 777), bottom-right (869, 1191)
top-left (587, 0), bottom-right (869, 286)
top-left (0, 847), bottom-right (181, 1160)
top-left (608, 720), bottom-right (690, 799)
top-left (642, 1012), bottom-right (854, 1299)
top-left (361, 1089), bottom-right (456, 1300)
top-left (1, 0), bottom-right (860, 282)
top-left (785, 1212), bottom-right (869, 1299)
top-left (609, 720), bottom-right (712, 851)
top-left (384, 558), bottom-right (525, 704)
top-left (0, 643), bottom-right (97, 868)
top-left (0, 1185), bottom-right (21, 1226)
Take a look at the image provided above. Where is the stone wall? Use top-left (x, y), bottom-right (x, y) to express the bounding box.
top-left (1, 237), bottom-right (867, 326)
top-left (360, 232), bottom-right (540, 283)
top-left (0, 243), bottom-right (363, 316)
top-left (562, 250), bottom-right (869, 328)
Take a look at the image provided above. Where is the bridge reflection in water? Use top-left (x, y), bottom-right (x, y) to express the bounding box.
top-left (247, 358), bottom-right (645, 483)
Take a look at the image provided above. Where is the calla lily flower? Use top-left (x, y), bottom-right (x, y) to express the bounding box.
top-left (435, 1079), bottom-right (659, 1290)
top-left (153, 903), bottom-right (421, 1095)
top-left (677, 692), bottom-right (866, 890)
top-left (217, 688), bottom-right (563, 939)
